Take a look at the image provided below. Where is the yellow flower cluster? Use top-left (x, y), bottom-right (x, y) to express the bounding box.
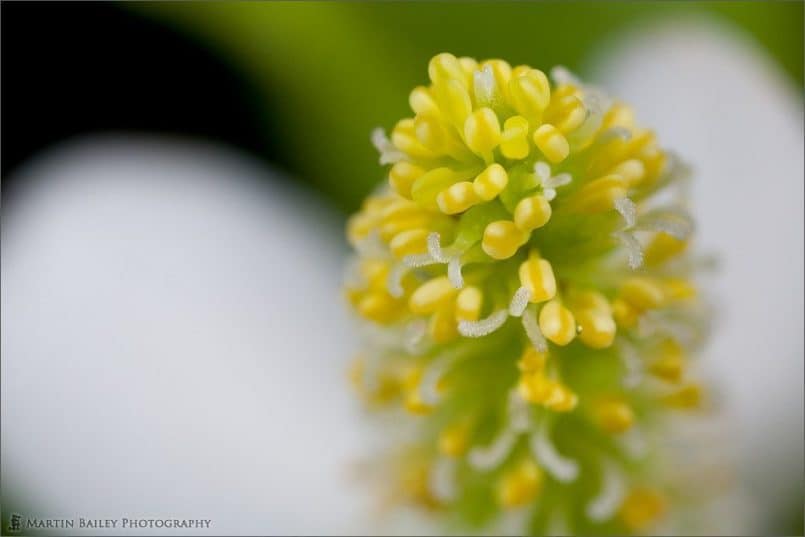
top-left (346, 53), bottom-right (708, 535)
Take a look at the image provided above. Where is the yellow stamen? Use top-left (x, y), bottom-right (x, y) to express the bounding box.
top-left (532, 124), bottom-right (570, 164)
top-left (483, 220), bottom-right (529, 260)
top-left (619, 487), bottom-right (666, 532)
top-left (473, 163), bottom-right (509, 201)
top-left (508, 68), bottom-right (550, 119)
top-left (438, 420), bottom-right (472, 457)
top-left (519, 256), bottom-right (557, 303)
top-left (464, 107), bottom-right (502, 159)
top-left (538, 299), bottom-right (577, 346)
top-left (594, 399), bottom-right (634, 434)
top-left (496, 458), bottom-right (543, 509)
top-left (389, 161), bottom-right (425, 199)
top-left (455, 286), bottom-right (483, 322)
top-left (409, 276), bottom-right (458, 315)
top-left (513, 194), bottom-right (552, 232)
top-left (436, 181), bottom-right (480, 214)
top-left (500, 116), bottom-right (530, 159)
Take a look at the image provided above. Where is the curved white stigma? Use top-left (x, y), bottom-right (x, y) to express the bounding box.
top-left (586, 463), bottom-right (626, 522)
top-left (429, 456), bottom-right (457, 501)
top-left (447, 257), bottom-right (464, 289)
top-left (426, 232), bottom-right (449, 263)
top-left (386, 263), bottom-right (408, 298)
top-left (458, 309), bottom-right (508, 338)
top-left (468, 429), bottom-right (517, 471)
top-left (370, 127), bottom-right (404, 165)
top-left (508, 286), bottom-right (532, 317)
top-left (614, 230), bottom-right (644, 270)
top-left (522, 307), bottom-right (548, 353)
top-left (614, 196), bottom-right (637, 229)
top-left (473, 65), bottom-right (502, 109)
top-left (508, 389), bottom-right (532, 433)
top-left (531, 426), bottom-right (579, 483)
top-left (402, 253), bottom-right (438, 268)
top-left (403, 319), bottom-right (428, 355)
top-left (637, 208), bottom-right (694, 240)
top-left (418, 355), bottom-right (453, 406)
top-left (550, 65), bottom-right (580, 87)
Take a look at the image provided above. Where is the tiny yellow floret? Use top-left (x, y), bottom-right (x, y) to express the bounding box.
top-left (482, 220), bottom-right (528, 260)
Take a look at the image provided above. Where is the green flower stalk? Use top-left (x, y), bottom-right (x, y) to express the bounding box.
top-left (345, 53), bottom-right (709, 535)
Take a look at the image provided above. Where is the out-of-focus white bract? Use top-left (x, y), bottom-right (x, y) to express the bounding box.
top-left (1, 137), bottom-right (369, 535)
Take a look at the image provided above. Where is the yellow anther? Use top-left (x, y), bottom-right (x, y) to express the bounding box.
top-left (500, 116), bottom-right (530, 159)
top-left (378, 214), bottom-right (431, 241)
top-left (440, 79), bottom-right (473, 127)
top-left (567, 288), bottom-right (612, 314)
top-left (429, 304), bottom-right (459, 344)
top-left (545, 95), bottom-right (586, 133)
top-left (428, 52), bottom-right (466, 87)
top-left (346, 212), bottom-right (376, 245)
top-left (567, 174), bottom-right (627, 213)
top-left (620, 277), bottom-right (666, 310)
top-left (389, 228), bottom-right (429, 258)
top-left (473, 163), bottom-right (508, 201)
top-left (436, 181), bottom-right (480, 214)
top-left (609, 159), bottom-right (646, 187)
top-left (409, 276), bottom-right (458, 315)
top-left (601, 102), bottom-right (636, 131)
top-left (380, 198), bottom-right (424, 221)
top-left (359, 259), bottom-right (390, 287)
top-left (575, 307), bottom-right (616, 349)
top-left (594, 399), bottom-right (634, 434)
top-left (496, 458), bottom-right (542, 509)
top-left (414, 114), bottom-right (450, 153)
top-left (482, 220), bottom-right (528, 260)
top-left (391, 118), bottom-right (436, 159)
top-left (514, 194), bottom-right (552, 232)
top-left (409, 86), bottom-right (440, 117)
top-left (438, 420), bottom-right (472, 457)
top-left (612, 297), bottom-right (639, 329)
top-left (411, 166), bottom-right (476, 207)
top-left (464, 107), bottom-right (502, 159)
top-left (358, 292), bottom-right (402, 324)
top-left (518, 256), bottom-right (557, 303)
top-left (508, 68), bottom-right (550, 119)
top-left (543, 383), bottom-right (578, 412)
top-left (457, 56), bottom-right (478, 82)
top-left (639, 145), bottom-right (667, 184)
top-left (455, 286), bottom-right (483, 322)
top-left (389, 161), bottom-right (425, 199)
top-left (662, 278), bottom-right (696, 301)
top-left (402, 365), bottom-right (433, 415)
top-left (518, 372), bottom-right (553, 404)
top-left (517, 347), bottom-right (547, 373)
top-left (532, 124), bottom-right (570, 163)
top-left (661, 383), bottom-right (702, 409)
top-left (649, 339), bottom-right (685, 383)
top-left (645, 232), bottom-right (688, 266)
top-left (619, 487), bottom-right (666, 532)
top-left (538, 299), bottom-right (577, 346)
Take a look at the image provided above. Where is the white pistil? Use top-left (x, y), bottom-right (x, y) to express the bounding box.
top-left (403, 319), bottom-right (428, 355)
top-left (637, 208), bottom-right (694, 240)
top-left (473, 65), bottom-right (501, 109)
top-left (426, 232), bottom-right (449, 263)
top-left (522, 306), bottom-right (548, 353)
top-left (402, 253), bottom-right (438, 268)
top-left (429, 457), bottom-right (457, 501)
top-left (370, 127), bottom-right (404, 165)
top-left (586, 463), bottom-right (626, 522)
top-left (386, 263), bottom-right (408, 298)
top-left (550, 65), bottom-right (580, 87)
top-left (447, 257), bottom-right (464, 289)
top-left (531, 425), bottom-right (579, 483)
top-left (614, 230), bottom-right (644, 270)
top-left (508, 286), bottom-right (532, 317)
top-left (534, 161), bottom-right (573, 201)
top-left (468, 429), bottom-right (517, 471)
top-left (508, 389), bottom-right (532, 433)
top-left (458, 310), bottom-right (508, 338)
top-left (614, 196), bottom-right (637, 229)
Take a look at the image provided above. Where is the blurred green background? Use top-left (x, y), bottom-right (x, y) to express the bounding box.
top-left (139, 2), bottom-right (803, 212)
